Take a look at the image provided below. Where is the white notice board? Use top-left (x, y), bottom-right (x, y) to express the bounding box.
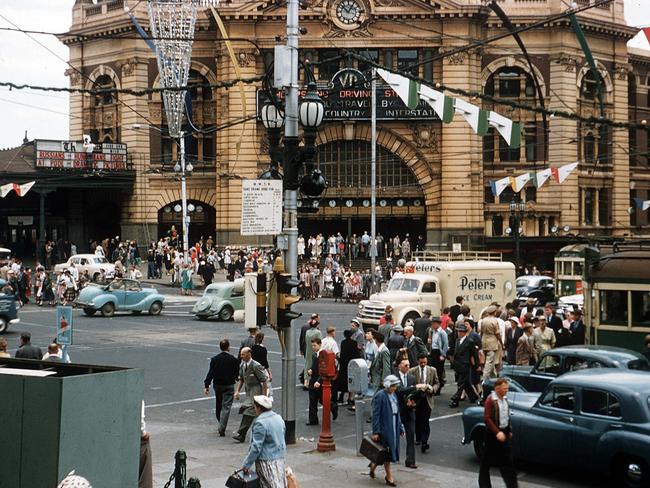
top-left (240, 179), bottom-right (283, 236)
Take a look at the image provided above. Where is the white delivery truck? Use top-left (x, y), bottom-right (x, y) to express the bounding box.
top-left (357, 252), bottom-right (516, 328)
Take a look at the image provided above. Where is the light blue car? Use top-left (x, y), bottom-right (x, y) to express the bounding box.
top-left (75, 278), bottom-right (165, 317)
top-left (192, 279), bottom-right (244, 321)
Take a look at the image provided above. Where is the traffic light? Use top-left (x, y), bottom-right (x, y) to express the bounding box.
top-left (276, 272), bottom-right (302, 328)
top-left (256, 272), bottom-right (267, 328)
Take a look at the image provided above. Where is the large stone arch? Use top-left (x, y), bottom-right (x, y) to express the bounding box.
top-left (150, 60), bottom-right (218, 102)
top-left (481, 56), bottom-right (547, 96)
top-left (85, 65), bottom-right (121, 91)
top-left (147, 187), bottom-right (217, 220)
top-left (315, 124), bottom-right (436, 207)
top-left (576, 60), bottom-right (614, 102)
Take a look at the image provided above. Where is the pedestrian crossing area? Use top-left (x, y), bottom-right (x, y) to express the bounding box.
top-left (163, 295), bottom-right (198, 316)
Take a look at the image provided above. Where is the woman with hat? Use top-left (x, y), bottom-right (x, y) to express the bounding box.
top-left (369, 375), bottom-right (404, 486)
top-left (242, 395), bottom-right (286, 488)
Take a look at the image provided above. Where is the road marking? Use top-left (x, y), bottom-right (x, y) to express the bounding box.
top-left (146, 384), bottom-right (299, 409)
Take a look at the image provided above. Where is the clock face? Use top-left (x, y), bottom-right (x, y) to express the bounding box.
top-left (336, 0), bottom-right (361, 25)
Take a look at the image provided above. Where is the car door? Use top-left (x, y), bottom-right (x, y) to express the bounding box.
top-left (124, 280), bottom-right (144, 309)
top-left (107, 279), bottom-right (126, 308)
top-left (524, 353), bottom-right (562, 391)
top-left (420, 280), bottom-right (441, 312)
top-left (229, 286), bottom-right (244, 311)
top-left (573, 388), bottom-right (624, 470)
top-left (522, 385), bottom-right (576, 465)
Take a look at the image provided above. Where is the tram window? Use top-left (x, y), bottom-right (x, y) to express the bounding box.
top-left (599, 290), bottom-right (628, 326)
top-left (574, 261), bottom-right (583, 276)
top-left (563, 262), bottom-right (573, 275)
top-left (631, 291), bottom-right (650, 327)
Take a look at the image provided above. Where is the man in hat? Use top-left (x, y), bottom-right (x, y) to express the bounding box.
top-left (428, 316), bottom-right (448, 390)
top-left (387, 324), bottom-right (405, 367)
top-left (569, 309), bottom-right (585, 345)
top-left (413, 309), bottom-right (432, 346)
top-left (350, 318), bottom-right (365, 352)
top-left (481, 305), bottom-right (503, 382)
top-left (504, 317), bottom-right (523, 365)
top-left (449, 323), bottom-right (479, 408)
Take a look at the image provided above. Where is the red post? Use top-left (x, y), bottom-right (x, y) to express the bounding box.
top-left (317, 350), bottom-right (336, 452)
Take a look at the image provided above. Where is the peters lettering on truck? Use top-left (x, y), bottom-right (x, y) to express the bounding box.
top-left (357, 252), bottom-right (515, 328)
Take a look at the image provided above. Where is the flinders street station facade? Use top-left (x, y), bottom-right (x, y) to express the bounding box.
top-left (1, 0), bottom-right (647, 265)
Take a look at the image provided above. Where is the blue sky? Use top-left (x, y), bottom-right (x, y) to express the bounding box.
top-left (0, 0), bottom-right (648, 149)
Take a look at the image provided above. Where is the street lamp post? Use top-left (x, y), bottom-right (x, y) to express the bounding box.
top-left (509, 197), bottom-right (526, 273)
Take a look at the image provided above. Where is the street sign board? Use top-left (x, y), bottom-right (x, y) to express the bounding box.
top-left (240, 179), bottom-right (283, 236)
top-left (35, 139), bottom-right (128, 170)
top-left (56, 306), bottom-right (73, 345)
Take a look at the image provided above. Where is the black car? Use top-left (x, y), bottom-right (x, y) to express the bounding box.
top-left (515, 275), bottom-right (555, 306)
top-left (484, 346), bottom-right (650, 398)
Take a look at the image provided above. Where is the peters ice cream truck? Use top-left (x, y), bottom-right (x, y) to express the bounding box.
top-left (357, 252), bottom-right (516, 328)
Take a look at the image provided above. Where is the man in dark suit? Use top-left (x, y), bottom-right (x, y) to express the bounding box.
top-left (403, 325), bottom-right (428, 367)
top-left (204, 339), bottom-right (240, 436)
top-left (544, 304), bottom-right (563, 336)
top-left (396, 358), bottom-right (418, 469)
top-left (15, 332), bottom-right (43, 360)
top-left (569, 309), bottom-right (585, 345)
top-left (449, 324), bottom-right (479, 408)
top-left (413, 310), bottom-right (432, 345)
top-left (409, 354), bottom-right (439, 453)
top-left (449, 296), bottom-right (464, 324)
top-left (306, 337), bottom-right (338, 425)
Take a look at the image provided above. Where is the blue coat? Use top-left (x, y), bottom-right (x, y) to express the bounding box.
top-left (372, 389), bottom-right (404, 463)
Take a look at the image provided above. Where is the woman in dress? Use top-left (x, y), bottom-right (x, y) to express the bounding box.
top-left (241, 395), bottom-right (286, 488)
top-left (180, 263), bottom-right (194, 296)
top-left (297, 235), bottom-right (305, 261)
top-left (333, 271), bottom-right (344, 302)
top-left (322, 264), bottom-right (333, 298)
top-left (369, 375), bottom-right (404, 486)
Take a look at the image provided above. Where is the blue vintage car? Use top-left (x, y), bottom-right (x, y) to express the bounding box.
top-left (192, 279), bottom-right (244, 321)
top-left (0, 279), bottom-right (20, 333)
top-left (463, 369), bottom-right (650, 488)
top-left (75, 279), bottom-right (165, 317)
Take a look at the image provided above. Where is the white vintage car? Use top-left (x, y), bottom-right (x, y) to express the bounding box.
top-left (54, 254), bottom-right (115, 281)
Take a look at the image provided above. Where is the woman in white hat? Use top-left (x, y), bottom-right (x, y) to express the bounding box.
top-left (242, 395), bottom-right (286, 488)
top-left (369, 375), bottom-right (404, 486)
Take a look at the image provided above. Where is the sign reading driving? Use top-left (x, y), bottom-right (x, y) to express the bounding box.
top-left (240, 180), bottom-right (283, 236)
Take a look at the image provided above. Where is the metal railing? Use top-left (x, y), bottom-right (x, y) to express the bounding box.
top-left (411, 250), bottom-right (503, 261)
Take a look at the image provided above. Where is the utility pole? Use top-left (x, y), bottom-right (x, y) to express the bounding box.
top-left (180, 132), bottom-right (189, 261)
top-left (280, 0), bottom-right (300, 445)
top-left (370, 68), bottom-right (377, 281)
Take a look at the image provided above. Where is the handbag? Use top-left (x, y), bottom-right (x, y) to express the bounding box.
top-left (286, 467), bottom-right (300, 488)
top-left (359, 436), bottom-right (390, 465)
top-left (225, 469), bottom-right (259, 488)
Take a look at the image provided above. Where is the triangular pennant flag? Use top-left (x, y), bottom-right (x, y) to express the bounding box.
top-left (510, 173), bottom-right (531, 192)
top-left (17, 181), bottom-right (35, 197)
top-left (0, 183), bottom-right (13, 198)
top-left (633, 197), bottom-right (650, 211)
top-left (644, 27), bottom-right (650, 44)
top-left (490, 176), bottom-right (511, 197)
top-left (488, 111), bottom-right (521, 148)
top-left (419, 85), bottom-right (454, 124)
top-left (532, 168), bottom-right (553, 188)
top-left (454, 98), bottom-right (489, 136)
top-left (376, 68), bottom-right (420, 110)
top-left (553, 162), bottom-right (579, 184)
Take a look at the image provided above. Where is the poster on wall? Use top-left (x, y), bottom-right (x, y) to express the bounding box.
top-left (240, 180), bottom-right (283, 236)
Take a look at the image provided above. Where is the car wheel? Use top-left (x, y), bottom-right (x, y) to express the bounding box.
top-left (472, 428), bottom-right (485, 460)
top-left (614, 457), bottom-right (647, 488)
top-left (101, 302), bottom-right (115, 317)
top-left (149, 301), bottom-right (163, 316)
top-left (83, 308), bottom-right (96, 317)
top-left (0, 317), bottom-right (7, 333)
top-left (219, 306), bottom-right (233, 321)
top-left (402, 311), bottom-right (419, 328)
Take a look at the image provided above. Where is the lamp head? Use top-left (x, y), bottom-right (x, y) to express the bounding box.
top-left (299, 82), bottom-right (324, 128)
top-left (300, 168), bottom-right (327, 197)
top-left (260, 104), bottom-right (285, 130)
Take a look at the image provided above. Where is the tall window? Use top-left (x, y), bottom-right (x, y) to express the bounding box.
top-left (88, 72), bottom-right (119, 143)
top-left (484, 67), bottom-right (534, 98)
top-left (93, 74), bottom-right (116, 106)
top-left (581, 70), bottom-right (600, 100)
top-left (397, 50), bottom-right (419, 76)
top-left (318, 50), bottom-right (340, 80)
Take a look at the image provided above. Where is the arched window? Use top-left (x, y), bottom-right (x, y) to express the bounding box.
top-left (580, 70), bottom-right (601, 100)
top-left (484, 67), bottom-right (535, 98)
top-left (93, 74), bottom-right (116, 106)
top-left (314, 140), bottom-right (420, 191)
top-left (86, 71), bottom-right (119, 143)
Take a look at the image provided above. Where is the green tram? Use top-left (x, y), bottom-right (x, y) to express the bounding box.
top-left (554, 243), bottom-right (588, 297)
top-left (583, 243), bottom-right (650, 352)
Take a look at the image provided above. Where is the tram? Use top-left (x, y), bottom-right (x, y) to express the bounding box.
top-left (583, 242), bottom-right (650, 352)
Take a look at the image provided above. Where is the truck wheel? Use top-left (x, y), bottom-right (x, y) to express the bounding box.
top-left (83, 308), bottom-right (96, 316)
top-left (0, 317), bottom-right (7, 333)
top-left (219, 306), bottom-right (233, 321)
top-left (101, 302), bottom-right (115, 317)
top-left (614, 457), bottom-right (647, 488)
top-left (472, 428), bottom-right (485, 460)
top-left (149, 301), bottom-right (163, 316)
top-left (402, 312), bottom-right (420, 328)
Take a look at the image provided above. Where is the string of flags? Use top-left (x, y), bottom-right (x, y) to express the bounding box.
top-left (633, 198), bottom-right (650, 212)
top-left (0, 181), bottom-right (35, 198)
top-left (377, 68), bottom-right (521, 148)
top-left (489, 162), bottom-right (579, 196)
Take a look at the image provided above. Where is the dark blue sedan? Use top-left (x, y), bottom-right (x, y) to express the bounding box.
top-left (463, 369), bottom-right (650, 488)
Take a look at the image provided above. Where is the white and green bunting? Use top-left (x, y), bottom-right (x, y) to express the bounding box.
top-left (376, 68), bottom-right (521, 147)
top-left (489, 163), bottom-right (580, 197)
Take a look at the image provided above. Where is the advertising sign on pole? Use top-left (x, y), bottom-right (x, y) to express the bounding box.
top-left (240, 179), bottom-right (283, 236)
top-left (56, 306), bottom-right (73, 346)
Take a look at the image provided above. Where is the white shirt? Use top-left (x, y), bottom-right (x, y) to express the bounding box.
top-left (399, 371), bottom-right (409, 386)
top-left (321, 336), bottom-right (339, 355)
top-left (492, 392), bottom-right (510, 429)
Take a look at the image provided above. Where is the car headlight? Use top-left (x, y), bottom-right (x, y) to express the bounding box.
top-left (358, 304), bottom-right (363, 310)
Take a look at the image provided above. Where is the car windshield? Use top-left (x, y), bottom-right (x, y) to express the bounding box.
top-left (516, 277), bottom-right (535, 287)
top-left (93, 257), bottom-right (108, 264)
top-left (206, 287), bottom-right (228, 297)
top-left (387, 278), bottom-right (420, 292)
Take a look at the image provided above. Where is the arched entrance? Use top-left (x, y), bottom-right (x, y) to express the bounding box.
top-left (158, 200), bottom-right (215, 248)
top-left (298, 139), bottom-right (426, 241)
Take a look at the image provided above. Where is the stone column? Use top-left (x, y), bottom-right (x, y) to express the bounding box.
top-left (611, 59), bottom-right (631, 235)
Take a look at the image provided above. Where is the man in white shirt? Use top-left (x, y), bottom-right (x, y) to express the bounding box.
top-left (321, 326), bottom-right (340, 357)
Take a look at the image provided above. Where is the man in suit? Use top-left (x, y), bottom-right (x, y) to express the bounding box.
top-left (449, 324), bottom-right (479, 408)
top-left (569, 309), bottom-right (585, 345)
top-left (369, 331), bottom-right (392, 393)
top-left (306, 337), bottom-right (338, 425)
top-left (413, 310), bottom-right (432, 346)
top-left (544, 304), bottom-right (563, 336)
top-left (15, 332), bottom-right (43, 360)
top-left (409, 353), bottom-right (439, 453)
top-left (428, 317), bottom-right (449, 392)
top-left (204, 339), bottom-right (240, 436)
top-left (403, 325), bottom-right (428, 367)
top-left (303, 315), bottom-right (322, 387)
top-left (396, 358), bottom-right (418, 469)
top-left (233, 347), bottom-right (268, 442)
top-left (449, 296), bottom-right (464, 323)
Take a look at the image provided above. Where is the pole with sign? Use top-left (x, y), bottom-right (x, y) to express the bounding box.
top-left (56, 306), bottom-right (73, 362)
